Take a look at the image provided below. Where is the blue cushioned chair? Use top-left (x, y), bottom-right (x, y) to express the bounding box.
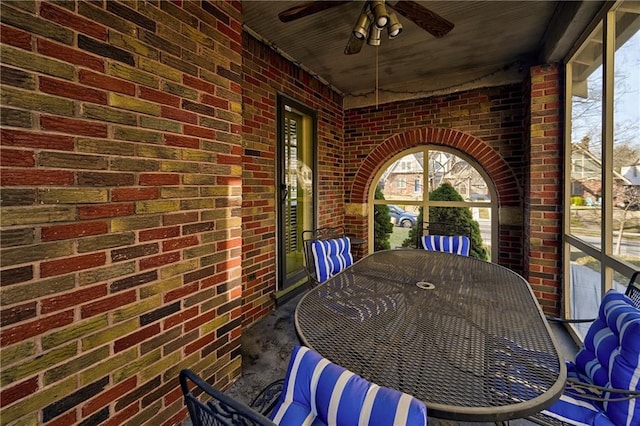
top-left (270, 345), bottom-right (427, 426)
top-left (531, 290), bottom-right (640, 426)
top-left (420, 234), bottom-right (471, 257)
top-left (181, 345), bottom-right (427, 426)
top-left (303, 227), bottom-right (354, 287)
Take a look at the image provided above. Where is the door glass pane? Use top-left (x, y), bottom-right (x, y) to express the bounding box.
top-left (612, 6), bottom-right (640, 265)
top-left (283, 109), bottom-right (313, 283)
top-left (569, 23), bottom-right (603, 245)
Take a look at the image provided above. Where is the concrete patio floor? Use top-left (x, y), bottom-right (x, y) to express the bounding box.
top-left (185, 289), bottom-right (578, 425)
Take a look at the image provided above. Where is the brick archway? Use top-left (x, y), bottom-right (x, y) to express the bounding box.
top-left (349, 127), bottom-right (521, 206)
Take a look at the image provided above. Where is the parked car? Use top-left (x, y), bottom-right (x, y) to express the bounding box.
top-left (388, 205), bottom-right (418, 228)
top-left (470, 193), bottom-right (490, 202)
top-left (617, 199), bottom-right (640, 210)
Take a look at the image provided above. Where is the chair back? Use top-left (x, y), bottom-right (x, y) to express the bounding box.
top-left (417, 221), bottom-right (472, 256)
top-left (302, 227), bottom-right (353, 286)
top-left (179, 369), bottom-right (277, 426)
top-left (625, 270), bottom-right (640, 307)
top-left (420, 234), bottom-right (471, 256)
top-left (541, 290), bottom-right (640, 426)
top-left (270, 345), bottom-right (427, 426)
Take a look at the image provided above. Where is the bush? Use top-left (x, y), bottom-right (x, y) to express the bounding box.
top-left (402, 183), bottom-right (488, 260)
top-left (373, 186), bottom-right (393, 251)
top-left (571, 196), bottom-right (584, 206)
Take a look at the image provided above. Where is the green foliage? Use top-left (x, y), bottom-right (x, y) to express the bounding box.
top-left (373, 186), bottom-right (393, 251)
top-left (402, 208), bottom-right (423, 248)
top-left (571, 196), bottom-right (584, 206)
top-left (402, 183), bottom-right (488, 260)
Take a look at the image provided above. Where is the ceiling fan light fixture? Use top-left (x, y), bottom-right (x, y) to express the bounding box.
top-left (352, 11), bottom-right (371, 40)
top-left (387, 11), bottom-right (403, 38)
top-left (370, 1), bottom-right (389, 29)
top-left (367, 24), bottom-right (382, 46)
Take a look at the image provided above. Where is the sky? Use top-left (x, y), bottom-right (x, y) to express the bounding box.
top-left (572, 28), bottom-right (640, 152)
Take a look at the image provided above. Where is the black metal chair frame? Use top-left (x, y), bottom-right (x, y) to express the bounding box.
top-left (416, 221), bottom-right (472, 249)
top-left (529, 270), bottom-right (640, 425)
top-left (179, 369), bottom-right (283, 426)
top-left (625, 270), bottom-right (640, 306)
top-left (302, 226), bottom-right (347, 287)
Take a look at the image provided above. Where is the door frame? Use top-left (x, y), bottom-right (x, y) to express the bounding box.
top-left (276, 94), bottom-right (318, 291)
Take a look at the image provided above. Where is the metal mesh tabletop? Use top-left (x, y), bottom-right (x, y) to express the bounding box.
top-left (294, 250), bottom-right (567, 422)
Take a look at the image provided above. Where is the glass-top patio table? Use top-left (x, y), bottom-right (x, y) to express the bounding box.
top-left (294, 249), bottom-right (567, 422)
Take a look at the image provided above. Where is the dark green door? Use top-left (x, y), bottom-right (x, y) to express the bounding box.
top-left (278, 99), bottom-right (316, 290)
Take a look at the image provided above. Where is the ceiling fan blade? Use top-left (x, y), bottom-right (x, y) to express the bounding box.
top-left (388, 1), bottom-right (454, 38)
top-left (278, 1), bottom-right (351, 23)
top-left (344, 33), bottom-right (365, 55)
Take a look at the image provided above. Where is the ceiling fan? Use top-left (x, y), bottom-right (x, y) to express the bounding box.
top-left (278, 1), bottom-right (454, 55)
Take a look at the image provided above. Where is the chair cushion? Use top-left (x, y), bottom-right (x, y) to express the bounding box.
top-left (601, 297), bottom-right (640, 426)
top-left (542, 290), bottom-right (640, 426)
top-left (310, 237), bottom-right (354, 283)
top-left (574, 319), bottom-right (616, 387)
top-left (270, 346), bottom-right (427, 426)
top-left (541, 363), bottom-right (615, 426)
top-left (420, 235), bottom-right (470, 256)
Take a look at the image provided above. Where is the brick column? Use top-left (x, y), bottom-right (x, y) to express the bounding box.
top-left (526, 63), bottom-right (564, 315)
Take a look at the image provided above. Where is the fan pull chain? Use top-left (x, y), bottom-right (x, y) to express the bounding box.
top-left (375, 46), bottom-right (379, 108)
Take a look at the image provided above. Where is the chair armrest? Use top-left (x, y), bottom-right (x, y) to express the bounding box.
top-left (250, 379), bottom-right (284, 415)
top-left (626, 270), bottom-right (640, 307)
top-left (179, 369), bottom-right (277, 426)
top-left (545, 316), bottom-right (596, 324)
top-left (565, 378), bottom-right (640, 402)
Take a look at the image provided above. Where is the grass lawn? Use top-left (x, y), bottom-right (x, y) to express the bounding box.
top-left (389, 227), bottom-right (411, 248)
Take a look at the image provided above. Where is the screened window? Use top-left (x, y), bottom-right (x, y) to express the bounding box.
top-left (564, 0), bottom-right (640, 340)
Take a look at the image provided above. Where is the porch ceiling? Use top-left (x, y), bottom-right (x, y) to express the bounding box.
top-left (242, 1), bottom-right (605, 109)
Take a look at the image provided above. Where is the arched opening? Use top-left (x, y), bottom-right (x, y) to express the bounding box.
top-left (368, 145), bottom-right (498, 260)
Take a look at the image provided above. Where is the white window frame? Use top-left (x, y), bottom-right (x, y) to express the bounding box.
top-left (369, 145), bottom-right (497, 260)
top-left (562, 1), bottom-right (639, 338)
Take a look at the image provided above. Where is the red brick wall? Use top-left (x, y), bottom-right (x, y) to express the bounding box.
top-left (526, 64), bottom-right (564, 314)
top-left (1, 1), bottom-right (245, 424)
top-left (241, 34), bottom-right (343, 324)
top-left (344, 86), bottom-right (527, 274)
top-left (0, 2), bottom-right (566, 423)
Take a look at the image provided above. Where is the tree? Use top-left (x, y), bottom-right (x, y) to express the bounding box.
top-left (572, 70), bottom-right (639, 156)
top-left (613, 144), bottom-right (640, 173)
top-left (373, 186), bottom-right (393, 251)
top-left (615, 183), bottom-right (640, 255)
top-left (429, 183), bottom-right (488, 260)
top-left (402, 183), bottom-right (488, 260)
top-left (403, 208), bottom-right (423, 249)
top-left (427, 151), bottom-right (487, 199)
